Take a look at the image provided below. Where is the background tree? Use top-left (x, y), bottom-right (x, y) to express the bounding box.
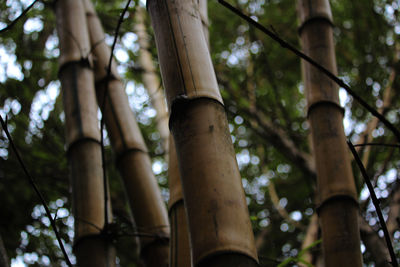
top-left (0, 0), bottom-right (399, 266)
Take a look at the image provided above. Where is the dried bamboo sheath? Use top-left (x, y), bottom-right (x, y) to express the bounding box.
top-left (83, 0), bottom-right (170, 265)
top-left (148, 0), bottom-right (258, 266)
top-left (298, 0), bottom-right (362, 266)
top-left (56, 0), bottom-right (115, 266)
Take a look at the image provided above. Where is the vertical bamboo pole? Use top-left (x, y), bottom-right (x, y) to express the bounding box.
top-left (55, 0), bottom-right (115, 266)
top-left (168, 135), bottom-right (192, 267)
top-left (134, 7), bottom-right (170, 154)
top-left (83, 1), bottom-right (170, 266)
top-left (297, 1), bottom-right (362, 266)
top-left (148, 0), bottom-right (259, 266)
top-left (198, 0), bottom-right (209, 47)
top-left (135, 6), bottom-right (193, 266)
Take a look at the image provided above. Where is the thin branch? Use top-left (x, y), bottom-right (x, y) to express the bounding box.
top-left (0, 0), bottom-right (39, 34)
top-left (0, 115), bottom-right (72, 267)
top-left (99, 0), bottom-right (133, 232)
top-left (218, 0), bottom-right (400, 143)
top-left (353, 143), bottom-right (400, 148)
top-left (268, 179), bottom-right (305, 230)
top-left (348, 141), bottom-right (398, 267)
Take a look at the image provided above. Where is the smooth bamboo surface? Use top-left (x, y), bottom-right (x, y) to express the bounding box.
top-left (74, 235), bottom-right (116, 267)
top-left (135, 7), bottom-right (170, 153)
top-left (170, 99), bottom-right (258, 266)
top-left (148, 0), bottom-right (258, 265)
top-left (56, 0), bottom-right (114, 266)
top-left (147, 0), bottom-right (223, 111)
top-left (198, 0), bottom-right (209, 46)
top-left (168, 136), bottom-right (191, 267)
top-left (83, 1), bottom-right (170, 265)
top-left (298, 0), bottom-right (362, 266)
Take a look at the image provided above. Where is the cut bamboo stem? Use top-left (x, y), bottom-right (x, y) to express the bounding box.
top-left (55, 0), bottom-right (115, 265)
top-left (298, 0), bottom-right (362, 266)
top-left (148, 0), bottom-right (259, 266)
top-left (83, 1), bottom-right (170, 265)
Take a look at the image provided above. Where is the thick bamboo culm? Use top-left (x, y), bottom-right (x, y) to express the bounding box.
top-left (83, 0), bottom-right (170, 265)
top-left (55, 0), bottom-right (115, 266)
top-left (135, 6), bottom-right (191, 266)
top-left (148, 0), bottom-right (259, 266)
top-left (297, 0), bottom-right (362, 266)
top-left (166, 1), bottom-right (211, 265)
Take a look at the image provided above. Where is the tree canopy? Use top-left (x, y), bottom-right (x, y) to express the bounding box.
top-left (0, 0), bottom-right (399, 266)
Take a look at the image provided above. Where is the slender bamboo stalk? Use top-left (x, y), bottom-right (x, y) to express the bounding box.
top-left (135, 6), bottom-right (196, 266)
top-left (83, 1), bottom-right (170, 265)
top-left (297, 1), bottom-right (362, 266)
top-left (198, 0), bottom-right (209, 47)
top-left (168, 135), bottom-right (191, 267)
top-left (55, 0), bottom-right (115, 265)
top-left (148, 0), bottom-right (259, 266)
top-left (134, 6), bottom-right (170, 154)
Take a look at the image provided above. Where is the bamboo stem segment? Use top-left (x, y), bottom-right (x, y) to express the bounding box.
top-left (148, 1), bottom-right (258, 265)
top-left (168, 135), bottom-right (191, 267)
top-left (298, 1), bottom-right (362, 266)
top-left (56, 0), bottom-right (115, 265)
top-left (83, 1), bottom-right (170, 265)
top-left (134, 7), bottom-right (170, 154)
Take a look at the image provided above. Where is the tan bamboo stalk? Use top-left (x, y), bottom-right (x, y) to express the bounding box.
top-left (198, 0), bottom-right (209, 47)
top-left (168, 135), bottom-right (191, 267)
top-left (298, 1), bottom-right (362, 266)
top-left (55, 0), bottom-right (115, 265)
top-left (298, 214), bottom-right (319, 267)
top-left (135, 5), bottom-right (212, 266)
top-left (83, 1), bottom-right (170, 265)
top-left (148, 0), bottom-right (259, 266)
top-left (357, 68), bottom-right (394, 167)
top-left (134, 6), bottom-right (170, 154)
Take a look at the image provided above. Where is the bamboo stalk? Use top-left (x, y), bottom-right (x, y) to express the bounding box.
top-left (297, 1), bottom-right (362, 266)
top-left (135, 6), bottom-right (205, 266)
top-left (134, 6), bottom-right (170, 154)
top-left (148, 0), bottom-right (259, 266)
top-left (55, 0), bottom-right (115, 265)
top-left (168, 136), bottom-right (191, 267)
top-left (83, 1), bottom-right (170, 265)
top-left (198, 0), bottom-right (209, 47)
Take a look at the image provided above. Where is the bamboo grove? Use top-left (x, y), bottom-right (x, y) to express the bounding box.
top-left (0, 0), bottom-right (399, 266)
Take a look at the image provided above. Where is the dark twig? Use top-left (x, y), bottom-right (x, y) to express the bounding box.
top-left (218, 0), bottom-right (400, 143)
top-left (353, 143), bottom-right (400, 149)
top-left (100, 0), bottom-right (133, 232)
top-left (0, 0), bottom-right (39, 34)
top-left (348, 141), bottom-right (398, 267)
top-left (0, 115), bottom-right (72, 267)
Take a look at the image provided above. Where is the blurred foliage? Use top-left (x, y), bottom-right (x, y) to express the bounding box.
top-left (0, 0), bottom-right (399, 266)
